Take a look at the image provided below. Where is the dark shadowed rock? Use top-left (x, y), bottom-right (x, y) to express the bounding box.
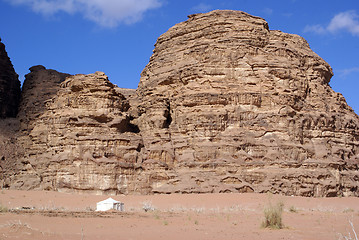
top-left (0, 38), bottom-right (22, 187)
top-left (0, 38), bottom-right (21, 118)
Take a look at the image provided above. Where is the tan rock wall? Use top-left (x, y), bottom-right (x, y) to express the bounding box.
top-left (1, 11), bottom-right (359, 197)
top-left (134, 10), bottom-right (359, 196)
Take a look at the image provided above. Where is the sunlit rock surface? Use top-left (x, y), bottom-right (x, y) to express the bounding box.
top-left (1, 11), bottom-right (359, 196)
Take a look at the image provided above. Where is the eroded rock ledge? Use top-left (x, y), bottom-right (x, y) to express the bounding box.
top-left (1, 10), bottom-right (359, 197)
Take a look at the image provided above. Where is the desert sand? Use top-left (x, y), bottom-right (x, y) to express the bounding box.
top-left (0, 190), bottom-right (358, 240)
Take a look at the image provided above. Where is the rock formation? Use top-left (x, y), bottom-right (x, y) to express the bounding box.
top-left (133, 10), bottom-right (359, 196)
top-left (1, 10), bottom-right (359, 196)
top-left (0, 38), bottom-right (21, 118)
top-left (0, 38), bottom-right (21, 186)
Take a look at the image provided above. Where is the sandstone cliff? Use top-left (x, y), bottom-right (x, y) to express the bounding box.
top-left (0, 38), bottom-right (20, 118)
top-left (0, 38), bottom-right (21, 185)
top-left (134, 10), bottom-right (359, 196)
top-left (1, 10), bottom-right (359, 196)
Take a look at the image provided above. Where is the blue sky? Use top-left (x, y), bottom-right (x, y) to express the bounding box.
top-left (0, 0), bottom-right (358, 113)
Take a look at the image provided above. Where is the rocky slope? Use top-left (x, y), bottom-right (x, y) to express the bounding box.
top-left (1, 10), bottom-right (359, 196)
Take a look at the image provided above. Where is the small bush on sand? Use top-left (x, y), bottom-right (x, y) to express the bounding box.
top-left (142, 201), bottom-right (156, 212)
top-left (261, 201), bottom-right (284, 229)
top-left (0, 203), bottom-right (8, 213)
top-left (289, 205), bottom-right (298, 213)
top-left (343, 208), bottom-right (355, 213)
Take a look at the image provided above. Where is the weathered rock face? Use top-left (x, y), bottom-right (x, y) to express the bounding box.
top-left (1, 10), bottom-right (359, 196)
top-left (0, 38), bottom-right (21, 186)
top-left (0, 38), bottom-right (21, 118)
top-left (6, 68), bottom-right (145, 193)
top-left (134, 10), bottom-right (359, 196)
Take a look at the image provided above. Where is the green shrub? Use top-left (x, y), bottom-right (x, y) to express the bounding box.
top-left (261, 201), bottom-right (284, 229)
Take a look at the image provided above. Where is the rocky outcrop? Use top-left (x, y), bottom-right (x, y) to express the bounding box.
top-left (0, 38), bottom-right (21, 118)
top-left (18, 65), bottom-right (70, 133)
top-left (1, 10), bottom-right (359, 196)
top-left (5, 69), bottom-right (145, 193)
top-left (0, 38), bottom-right (21, 186)
top-left (134, 10), bottom-right (359, 196)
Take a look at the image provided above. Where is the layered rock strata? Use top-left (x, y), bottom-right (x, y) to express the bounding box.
top-left (134, 10), bottom-right (359, 196)
top-left (1, 10), bottom-right (359, 196)
top-left (6, 69), bottom-right (145, 193)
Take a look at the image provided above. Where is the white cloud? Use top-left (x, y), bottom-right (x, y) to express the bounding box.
top-left (9, 0), bottom-right (76, 14)
top-left (304, 10), bottom-right (359, 36)
top-left (337, 67), bottom-right (359, 78)
top-left (327, 11), bottom-right (359, 36)
top-left (191, 3), bottom-right (213, 13)
top-left (303, 24), bottom-right (326, 34)
top-left (6, 0), bottom-right (162, 27)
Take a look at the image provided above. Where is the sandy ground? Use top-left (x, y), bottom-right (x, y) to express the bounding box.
top-left (0, 190), bottom-right (358, 240)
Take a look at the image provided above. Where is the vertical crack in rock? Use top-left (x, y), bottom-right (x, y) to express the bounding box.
top-left (163, 101), bottom-right (172, 128)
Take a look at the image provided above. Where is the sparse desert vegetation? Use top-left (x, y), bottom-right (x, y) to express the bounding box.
top-left (142, 200), bottom-right (156, 212)
top-left (0, 190), bottom-right (358, 240)
top-left (288, 205), bottom-right (298, 213)
top-left (261, 201), bottom-right (284, 229)
top-left (0, 203), bottom-right (8, 213)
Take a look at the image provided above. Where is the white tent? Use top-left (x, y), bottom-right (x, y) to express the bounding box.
top-left (96, 198), bottom-right (124, 212)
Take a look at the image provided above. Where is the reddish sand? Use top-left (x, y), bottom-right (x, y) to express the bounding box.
top-left (0, 190), bottom-right (358, 239)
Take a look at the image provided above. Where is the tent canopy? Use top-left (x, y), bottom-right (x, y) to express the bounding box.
top-left (96, 197), bottom-right (124, 211)
top-left (97, 197), bottom-right (121, 205)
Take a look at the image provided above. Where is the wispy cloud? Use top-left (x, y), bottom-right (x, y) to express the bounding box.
top-left (303, 24), bottom-right (326, 34)
top-left (304, 10), bottom-right (359, 36)
top-left (5, 0), bottom-right (162, 27)
top-left (262, 8), bottom-right (273, 16)
top-left (191, 3), bottom-right (213, 13)
top-left (337, 67), bottom-right (359, 78)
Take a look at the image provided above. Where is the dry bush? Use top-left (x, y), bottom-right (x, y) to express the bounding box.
top-left (0, 202), bottom-right (8, 213)
top-left (289, 205), bottom-right (298, 213)
top-left (142, 201), bottom-right (156, 212)
top-left (261, 201), bottom-right (284, 229)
